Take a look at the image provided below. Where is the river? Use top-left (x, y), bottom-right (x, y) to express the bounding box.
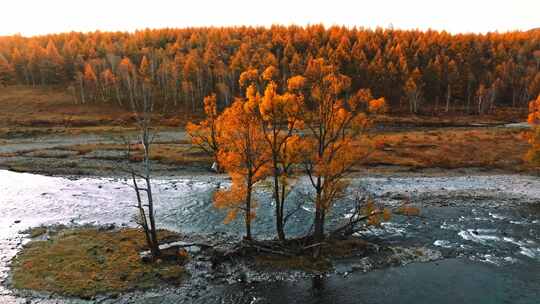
top-left (0, 170), bottom-right (539, 303)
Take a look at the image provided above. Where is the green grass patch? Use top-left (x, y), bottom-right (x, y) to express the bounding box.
top-left (11, 228), bottom-right (186, 299)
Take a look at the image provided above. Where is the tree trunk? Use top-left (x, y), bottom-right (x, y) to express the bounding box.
top-left (132, 174), bottom-right (153, 256)
top-left (79, 77), bottom-right (85, 104)
top-left (445, 84), bottom-right (451, 112)
top-left (245, 180), bottom-right (253, 241)
top-left (143, 127), bottom-right (161, 258)
top-left (115, 85), bottom-right (122, 106)
top-left (274, 171), bottom-right (286, 242)
top-left (313, 178), bottom-right (325, 258)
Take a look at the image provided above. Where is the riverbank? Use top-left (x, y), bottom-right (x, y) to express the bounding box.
top-left (0, 86), bottom-right (534, 177)
top-left (0, 126), bottom-right (534, 177)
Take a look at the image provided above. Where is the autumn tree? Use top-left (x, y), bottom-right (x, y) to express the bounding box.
top-left (83, 63), bottom-right (98, 103)
top-left (476, 79), bottom-right (502, 115)
top-left (445, 60), bottom-right (459, 112)
top-left (0, 54), bottom-right (15, 86)
top-left (186, 94), bottom-right (222, 171)
top-left (404, 68), bottom-right (424, 114)
top-left (526, 94), bottom-right (540, 165)
top-left (301, 58), bottom-right (386, 253)
top-left (257, 75), bottom-right (305, 241)
top-left (213, 86), bottom-right (271, 240)
top-left (41, 40), bottom-right (65, 85)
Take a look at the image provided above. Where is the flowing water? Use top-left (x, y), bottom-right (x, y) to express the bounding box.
top-left (0, 170), bottom-right (539, 303)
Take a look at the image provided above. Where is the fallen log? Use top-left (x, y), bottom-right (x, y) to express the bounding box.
top-left (140, 241), bottom-right (213, 262)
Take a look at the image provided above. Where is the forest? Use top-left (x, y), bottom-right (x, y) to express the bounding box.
top-left (0, 25), bottom-right (539, 115)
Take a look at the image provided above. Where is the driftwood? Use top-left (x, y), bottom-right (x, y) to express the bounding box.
top-left (330, 193), bottom-right (422, 239)
top-left (330, 212), bottom-right (383, 238)
top-left (301, 242), bottom-right (325, 251)
top-left (140, 241), bottom-right (213, 262)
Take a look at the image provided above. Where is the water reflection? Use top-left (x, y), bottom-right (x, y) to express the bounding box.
top-left (311, 274), bottom-right (326, 296)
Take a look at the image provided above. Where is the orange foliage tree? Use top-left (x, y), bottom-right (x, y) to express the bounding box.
top-left (0, 54), bottom-right (14, 86)
top-left (300, 58), bottom-right (387, 248)
top-left (257, 75), bottom-right (305, 241)
top-left (186, 94), bottom-right (222, 171)
top-left (526, 94), bottom-right (540, 164)
top-left (213, 86), bottom-right (271, 240)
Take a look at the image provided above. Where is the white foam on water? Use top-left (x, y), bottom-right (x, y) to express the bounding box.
top-left (519, 247), bottom-right (540, 258)
top-left (440, 221), bottom-right (460, 231)
top-left (502, 237), bottom-right (522, 246)
top-left (504, 256), bottom-right (519, 264)
top-left (433, 240), bottom-right (453, 248)
top-left (458, 229), bottom-right (500, 243)
top-left (471, 254), bottom-right (519, 266)
top-left (489, 212), bottom-right (506, 220)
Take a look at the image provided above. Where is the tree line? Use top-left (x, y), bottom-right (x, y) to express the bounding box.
top-left (0, 26), bottom-right (539, 115)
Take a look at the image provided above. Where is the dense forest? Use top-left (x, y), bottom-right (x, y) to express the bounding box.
top-left (0, 26), bottom-right (539, 114)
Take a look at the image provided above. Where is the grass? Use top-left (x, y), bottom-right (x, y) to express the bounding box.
top-left (364, 127), bottom-right (531, 172)
top-left (0, 86), bottom-right (533, 174)
top-left (11, 228), bottom-right (187, 299)
top-left (64, 143), bottom-right (127, 155)
top-left (0, 86), bottom-right (133, 129)
top-left (0, 86), bottom-right (196, 135)
top-left (64, 143), bottom-right (212, 166)
top-left (374, 107), bottom-right (526, 127)
top-left (1, 127), bottom-right (531, 175)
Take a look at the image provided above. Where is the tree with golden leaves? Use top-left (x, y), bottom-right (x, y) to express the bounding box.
top-left (213, 86), bottom-right (271, 240)
top-left (42, 40), bottom-right (65, 84)
top-left (186, 94), bottom-right (222, 172)
top-left (0, 54), bottom-right (15, 86)
top-left (301, 58), bottom-right (387, 252)
top-left (81, 63), bottom-right (97, 103)
top-left (404, 68), bottom-right (423, 114)
top-left (526, 94), bottom-right (540, 165)
top-left (257, 74), bottom-right (305, 241)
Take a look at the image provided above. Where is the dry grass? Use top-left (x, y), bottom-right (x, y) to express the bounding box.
top-left (65, 143), bottom-right (127, 155)
top-left (1, 128), bottom-right (529, 174)
top-left (11, 228), bottom-right (186, 299)
top-left (146, 145), bottom-right (212, 166)
top-left (363, 128), bottom-right (530, 171)
top-left (0, 87), bottom-right (196, 139)
top-left (376, 107), bottom-right (526, 127)
top-left (0, 86), bottom-right (134, 129)
top-left (62, 142), bottom-right (212, 166)
top-left (0, 87), bottom-right (532, 173)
